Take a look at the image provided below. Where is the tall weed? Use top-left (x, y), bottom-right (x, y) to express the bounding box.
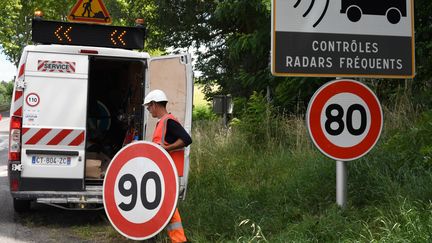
top-left (183, 91), bottom-right (432, 242)
top-left (232, 92), bottom-right (312, 152)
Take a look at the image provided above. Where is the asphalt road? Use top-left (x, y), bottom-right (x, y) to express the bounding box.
top-left (0, 118), bottom-right (32, 242)
top-left (0, 116), bottom-right (113, 243)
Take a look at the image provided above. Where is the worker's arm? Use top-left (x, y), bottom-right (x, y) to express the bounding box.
top-left (161, 138), bottom-right (186, 152)
top-left (163, 119), bottom-right (192, 150)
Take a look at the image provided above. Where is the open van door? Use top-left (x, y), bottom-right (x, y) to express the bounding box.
top-left (20, 52), bottom-right (88, 191)
top-left (145, 54), bottom-right (193, 199)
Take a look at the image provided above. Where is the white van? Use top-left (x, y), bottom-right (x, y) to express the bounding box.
top-left (8, 44), bottom-right (193, 212)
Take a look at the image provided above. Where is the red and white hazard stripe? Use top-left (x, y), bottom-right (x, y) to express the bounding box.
top-left (12, 90), bottom-right (23, 117)
top-left (37, 60), bottom-right (76, 73)
top-left (12, 63), bottom-right (25, 117)
top-left (22, 128), bottom-right (85, 147)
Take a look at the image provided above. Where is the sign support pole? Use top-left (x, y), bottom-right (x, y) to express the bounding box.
top-left (336, 160), bottom-right (347, 208)
top-left (334, 77), bottom-right (347, 209)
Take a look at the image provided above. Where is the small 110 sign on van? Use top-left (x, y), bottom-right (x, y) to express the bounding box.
top-left (8, 18), bottom-right (193, 212)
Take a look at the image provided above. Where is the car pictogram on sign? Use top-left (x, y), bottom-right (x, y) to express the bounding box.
top-left (341, 0), bottom-right (407, 24)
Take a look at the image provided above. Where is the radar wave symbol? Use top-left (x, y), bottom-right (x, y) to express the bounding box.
top-left (293, 0), bottom-right (330, 28)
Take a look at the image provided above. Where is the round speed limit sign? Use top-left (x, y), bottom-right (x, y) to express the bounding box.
top-left (306, 80), bottom-right (383, 161)
top-left (26, 93), bottom-right (40, 107)
top-left (103, 141), bottom-right (178, 240)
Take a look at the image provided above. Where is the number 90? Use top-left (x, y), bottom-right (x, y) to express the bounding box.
top-left (118, 172), bottom-right (162, 211)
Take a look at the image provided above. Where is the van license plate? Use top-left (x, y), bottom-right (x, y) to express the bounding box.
top-left (32, 156), bottom-right (71, 166)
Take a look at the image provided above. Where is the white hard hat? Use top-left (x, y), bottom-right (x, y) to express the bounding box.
top-left (144, 89), bottom-right (168, 105)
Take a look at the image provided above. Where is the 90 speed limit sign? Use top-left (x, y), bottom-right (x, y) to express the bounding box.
top-left (306, 80), bottom-right (383, 161)
top-left (103, 141), bottom-right (178, 240)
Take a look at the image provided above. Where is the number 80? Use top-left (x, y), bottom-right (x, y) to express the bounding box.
top-left (325, 103), bottom-right (367, 136)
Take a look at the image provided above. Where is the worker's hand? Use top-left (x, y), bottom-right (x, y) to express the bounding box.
top-left (160, 143), bottom-right (169, 151)
top-left (158, 139), bottom-right (185, 152)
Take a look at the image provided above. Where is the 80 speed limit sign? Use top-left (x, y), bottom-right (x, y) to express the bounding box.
top-left (306, 79), bottom-right (383, 161)
top-left (103, 141), bottom-right (178, 240)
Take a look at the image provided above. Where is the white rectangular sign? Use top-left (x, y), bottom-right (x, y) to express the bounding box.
top-left (271, 0), bottom-right (415, 78)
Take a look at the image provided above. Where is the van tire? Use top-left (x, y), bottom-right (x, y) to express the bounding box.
top-left (13, 198), bottom-right (31, 213)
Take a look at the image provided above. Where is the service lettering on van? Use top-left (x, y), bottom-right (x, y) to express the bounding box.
top-left (38, 60), bottom-right (76, 73)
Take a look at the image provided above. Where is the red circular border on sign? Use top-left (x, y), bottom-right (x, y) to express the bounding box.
top-left (103, 142), bottom-right (178, 239)
top-left (25, 93), bottom-right (40, 107)
top-left (307, 80), bottom-right (382, 161)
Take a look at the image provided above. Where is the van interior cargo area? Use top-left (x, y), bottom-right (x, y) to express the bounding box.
top-left (85, 57), bottom-right (145, 184)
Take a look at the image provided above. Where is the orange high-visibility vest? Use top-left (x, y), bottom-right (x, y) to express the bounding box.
top-left (152, 113), bottom-right (185, 177)
top-left (153, 114), bottom-right (187, 242)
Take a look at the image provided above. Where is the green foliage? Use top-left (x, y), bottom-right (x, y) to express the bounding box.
top-left (148, 0), bottom-right (432, 113)
top-left (0, 0), bottom-right (163, 65)
top-left (183, 102), bottom-right (432, 242)
top-left (0, 0), bottom-right (74, 65)
top-left (1, 1), bottom-right (431, 113)
top-left (149, 0), bottom-right (273, 101)
top-left (233, 92), bottom-right (274, 144)
top-left (233, 91), bottom-right (311, 150)
top-left (192, 105), bottom-right (216, 121)
top-left (1, 1), bottom-right (431, 241)
top-left (0, 81), bottom-right (13, 105)
top-left (414, 0), bottom-right (432, 82)
top-left (385, 110), bottom-right (432, 163)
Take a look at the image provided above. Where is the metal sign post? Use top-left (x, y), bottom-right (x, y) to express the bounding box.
top-left (336, 160), bottom-right (347, 208)
top-left (335, 77), bottom-right (347, 208)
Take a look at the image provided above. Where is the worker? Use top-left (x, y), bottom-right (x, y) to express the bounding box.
top-left (144, 89), bottom-right (192, 243)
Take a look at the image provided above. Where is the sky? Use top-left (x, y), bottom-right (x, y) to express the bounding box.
top-left (0, 51), bottom-right (16, 82)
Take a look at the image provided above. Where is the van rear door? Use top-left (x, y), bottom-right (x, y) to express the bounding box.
top-left (20, 52), bottom-right (88, 191)
top-left (145, 54), bottom-right (193, 199)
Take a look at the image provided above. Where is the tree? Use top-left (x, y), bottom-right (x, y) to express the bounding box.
top-left (145, 0), bottom-right (328, 113)
top-left (0, 81), bottom-right (14, 104)
top-left (147, 0), bottom-right (432, 112)
top-left (1, 0), bottom-right (431, 112)
top-left (0, 0), bottom-right (143, 65)
top-left (0, 0), bottom-right (73, 65)
top-left (411, 0), bottom-right (432, 108)
top-left (148, 1), bottom-right (272, 96)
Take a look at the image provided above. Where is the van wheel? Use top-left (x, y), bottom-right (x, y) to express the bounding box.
top-left (386, 8), bottom-right (401, 24)
top-left (347, 6), bottom-right (362, 22)
top-left (13, 198), bottom-right (31, 213)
